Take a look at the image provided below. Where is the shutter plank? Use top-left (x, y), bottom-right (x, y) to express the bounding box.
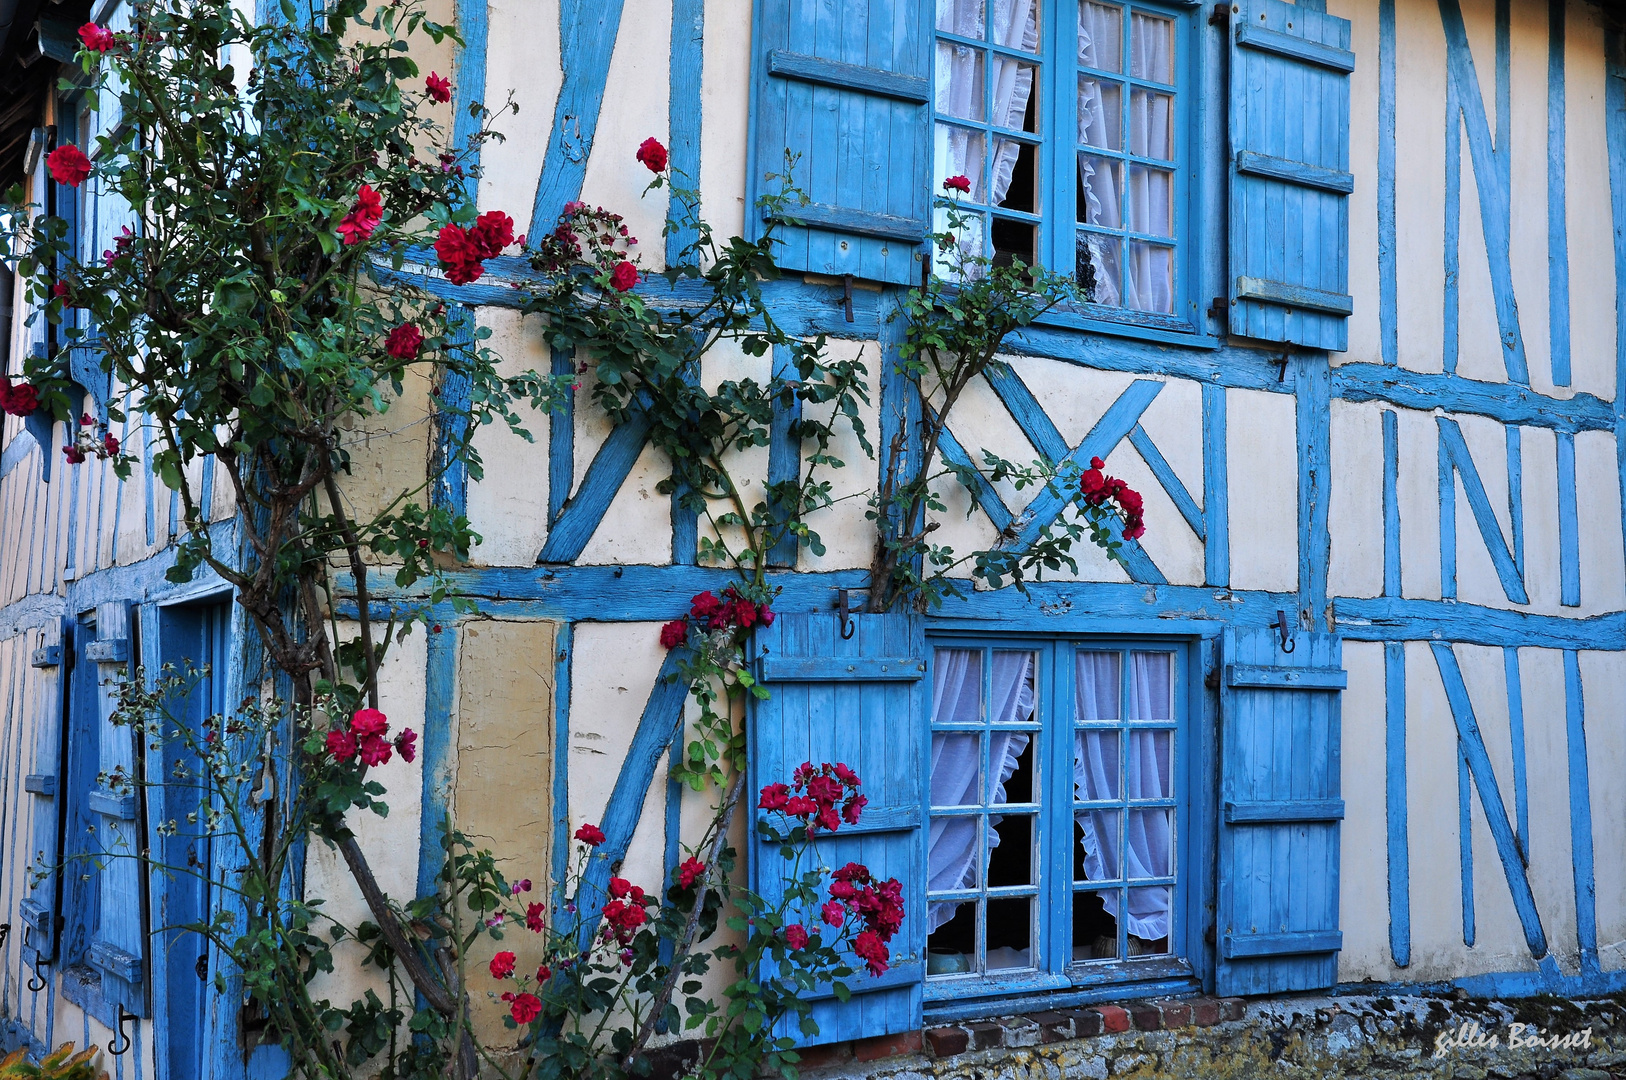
top-left (21, 620), bottom-right (67, 967)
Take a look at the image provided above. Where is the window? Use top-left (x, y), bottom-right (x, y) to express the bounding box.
top-left (931, 0), bottom-right (1201, 332)
top-left (924, 637), bottom-right (1192, 997)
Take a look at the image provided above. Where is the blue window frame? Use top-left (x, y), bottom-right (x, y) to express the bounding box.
top-left (930, 0), bottom-right (1210, 343)
top-left (924, 635), bottom-right (1197, 1002)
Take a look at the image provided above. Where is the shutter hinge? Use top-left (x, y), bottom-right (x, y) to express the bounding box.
top-left (835, 274), bottom-right (855, 322)
top-left (1273, 610), bottom-right (1297, 653)
top-left (1208, 295), bottom-right (1228, 323)
top-left (1209, 3), bottom-right (1231, 27)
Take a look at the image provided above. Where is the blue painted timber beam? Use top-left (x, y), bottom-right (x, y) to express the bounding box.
top-left (1332, 364), bottom-right (1612, 432)
top-left (1430, 642), bottom-right (1548, 959)
top-left (1297, 354), bottom-right (1332, 627)
top-left (1548, 0), bottom-right (1571, 387)
top-left (1128, 425), bottom-right (1204, 540)
top-left (1608, 31), bottom-right (1626, 598)
top-left (1437, 0), bottom-right (1529, 385)
top-left (1384, 641), bottom-right (1410, 967)
top-left (538, 406), bottom-right (654, 564)
top-left (1437, 418), bottom-right (1528, 604)
top-left (666, 0), bottom-right (703, 264)
top-left (1564, 651), bottom-right (1600, 976)
top-left (935, 419), bottom-right (1015, 537)
top-left (1202, 383), bottom-right (1228, 588)
top-left (1378, 0), bottom-right (1398, 368)
top-left (529, 0), bottom-right (630, 239)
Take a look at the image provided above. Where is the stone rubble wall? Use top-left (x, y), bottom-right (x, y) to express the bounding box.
top-left (787, 993), bottom-right (1626, 1080)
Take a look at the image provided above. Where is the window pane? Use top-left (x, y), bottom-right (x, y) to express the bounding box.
top-left (938, 0), bottom-right (986, 37)
top-left (1079, 2), bottom-right (1123, 73)
top-left (936, 43), bottom-right (987, 121)
top-left (989, 812), bottom-right (1036, 885)
top-left (986, 896), bottom-right (1034, 969)
top-left (1128, 729), bottom-right (1172, 795)
top-left (1127, 652), bottom-right (1173, 719)
top-left (1127, 886), bottom-right (1173, 952)
top-left (1076, 807), bottom-right (1121, 880)
top-left (1078, 76), bottom-right (1122, 150)
top-left (991, 651), bottom-right (1037, 723)
top-left (991, 216), bottom-right (1038, 267)
top-left (932, 648), bottom-right (984, 723)
top-left (1074, 889), bottom-right (1120, 959)
top-left (1126, 164), bottom-right (1173, 237)
top-left (1077, 231), bottom-right (1122, 306)
top-left (931, 733), bottom-right (982, 807)
top-left (991, 732), bottom-right (1035, 803)
top-left (990, 58), bottom-right (1041, 133)
top-left (1129, 88), bottom-right (1174, 160)
top-left (1075, 651), bottom-right (1121, 720)
top-left (1075, 729), bottom-right (1119, 801)
top-left (1124, 240), bottom-right (1173, 313)
top-left (1077, 154), bottom-right (1122, 228)
top-left (936, 125), bottom-right (988, 204)
top-left (936, 207), bottom-right (988, 278)
top-left (1127, 809), bottom-right (1172, 877)
top-left (997, 0), bottom-right (1043, 54)
top-left (1130, 11), bottom-right (1174, 83)
top-left (927, 899), bottom-right (976, 974)
top-left (992, 138), bottom-right (1039, 213)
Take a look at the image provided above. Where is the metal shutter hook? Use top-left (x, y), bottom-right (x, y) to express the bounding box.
top-left (108, 1005), bottom-right (135, 1055)
top-left (1273, 610), bottom-right (1296, 653)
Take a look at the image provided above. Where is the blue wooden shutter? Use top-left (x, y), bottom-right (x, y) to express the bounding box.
top-left (750, 611), bottom-right (926, 1045)
top-left (19, 619), bottom-right (69, 975)
top-left (748, 0), bottom-right (931, 285)
top-left (86, 601), bottom-right (149, 1016)
top-left (1227, 0), bottom-right (1354, 350)
top-left (1215, 626), bottom-right (1345, 995)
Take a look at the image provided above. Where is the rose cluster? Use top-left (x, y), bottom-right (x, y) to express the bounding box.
top-left (435, 210), bottom-right (517, 286)
top-left (324, 707), bottom-right (418, 768)
top-left (532, 198), bottom-right (641, 293)
top-left (601, 875), bottom-right (656, 947)
top-left (828, 862), bottom-right (904, 977)
top-left (61, 414), bottom-right (120, 465)
top-left (0, 378), bottom-right (38, 417)
top-left (659, 586), bottom-right (775, 650)
top-left (1079, 456), bottom-right (1145, 540)
top-left (337, 184), bottom-right (383, 246)
top-left (758, 760), bottom-right (866, 836)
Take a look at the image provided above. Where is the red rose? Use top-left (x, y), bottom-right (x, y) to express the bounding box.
top-left (832, 862), bottom-right (871, 884)
top-left (337, 184), bottom-right (383, 245)
top-left (784, 924), bottom-right (809, 951)
top-left (821, 901), bottom-right (844, 927)
top-left (804, 775), bottom-right (842, 807)
top-left (425, 72), bottom-right (452, 103)
top-left (385, 324), bottom-right (423, 360)
top-left (609, 261), bottom-right (639, 292)
top-left (62, 444), bottom-right (86, 465)
top-left (47, 145), bottom-right (92, 187)
top-left (535, 963), bottom-right (552, 983)
top-left (942, 174), bottom-right (971, 193)
top-left (393, 728), bottom-right (417, 763)
top-left (489, 951), bottom-right (516, 979)
top-left (758, 783), bottom-right (789, 811)
top-left (842, 794), bottom-right (868, 825)
top-left (1, 380), bottom-right (39, 416)
top-left (509, 992), bottom-right (542, 1025)
top-left (525, 902), bottom-right (546, 932)
top-left (574, 823), bottom-right (606, 846)
top-left (853, 930), bottom-right (889, 976)
top-left (756, 604), bottom-right (775, 627)
top-left (659, 620), bottom-right (688, 649)
top-left (784, 796), bottom-right (816, 818)
top-left (325, 728), bottom-right (358, 760)
top-left (676, 857), bottom-right (705, 889)
top-left (435, 223), bottom-right (485, 285)
top-left (636, 137), bottom-right (668, 173)
top-left (350, 708), bottom-right (388, 738)
top-left (358, 735), bottom-right (392, 767)
top-left (832, 763), bottom-right (860, 787)
top-left (688, 591), bottom-right (722, 620)
top-left (102, 433), bottom-right (119, 457)
top-left (78, 23), bottom-right (116, 52)
top-left (829, 880), bottom-right (858, 901)
top-left (471, 211), bottom-right (515, 258)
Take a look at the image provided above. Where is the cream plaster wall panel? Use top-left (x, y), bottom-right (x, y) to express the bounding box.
top-left (334, 368), bottom-right (435, 537)
top-left (1449, 411), bottom-right (1518, 611)
top-left (1574, 431), bottom-right (1626, 615)
top-left (693, 337), bottom-right (773, 565)
top-left (1393, 0), bottom-right (1448, 375)
top-left (1453, 123), bottom-right (1515, 388)
top-left (1455, 643), bottom-right (1541, 975)
top-left (1518, 425), bottom-right (1562, 612)
top-left (567, 622), bottom-right (674, 901)
top-left (465, 308), bottom-right (555, 566)
top-left (1225, 388), bottom-right (1297, 594)
top-left (480, 0), bottom-right (562, 236)
top-left (1134, 376), bottom-right (1204, 508)
top-left (575, 441), bottom-right (678, 565)
top-left (1396, 407), bottom-right (1444, 600)
top-left (455, 618), bottom-right (558, 1052)
top-left (304, 629), bottom-right (428, 1017)
top-left (1007, 358), bottom-right (1137, 456)
top-left (796, 337), bottom-right (883, 574)
top-left (1460, 0), bottom-right (1497, 131)
top-left (1336, 640), bottom-right (1399, 982)
top-left (1336, 0), bottom-right (1381, 367)
top-left (1328, 400), bottom-right (1385, 599)
top-left (1562, 1), bottom-right (1616, 402)
top-left (1403, 639), bottom-right (1469, 977)
top-left (1578, 649), bottom-right (1626, 971)
top-left (701, 0), bottom-right (754, 240)
top-left (1504, 0), bottom-right (1554, 395)
top-left (1116, 418), bottom-right (1203, 587)
top-left (575, 0), bottom-right (674, 275)
top-left (1513, 647), bottom-right (1581, 972)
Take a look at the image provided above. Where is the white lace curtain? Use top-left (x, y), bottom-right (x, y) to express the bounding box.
top-left (1077, 3), bottom-right (1174, 313)
top-left (927, 650), bottom-right (1035, 933)
top-left (935, 0), bottom-right (1041, 258)
top-left (1075, 651), bottom-right (1173, 941)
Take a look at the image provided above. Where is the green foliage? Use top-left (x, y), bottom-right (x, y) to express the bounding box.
top-left (0, 1044), bottom-right (105, 1080)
